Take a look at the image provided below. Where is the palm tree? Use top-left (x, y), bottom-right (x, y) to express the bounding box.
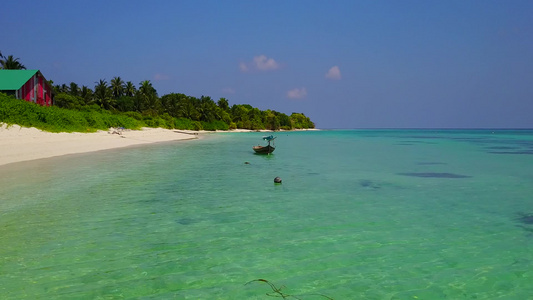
top-left (125, 81), bottom-right (136, 97)
top-left (69, 82), bottom-right (80, 97)
top-left (160, 93), bottom-right (180, 117)
top-left (94, 79), bottom-right (113, 110)
top-left (178, 96), bottom-right (200, 120)
top-left (0, 54), bottom-right (26, 70)
top-left (80, 86), bottom-right (93, 105)
top-left (137, 80), bottom-right (158, 114)
top-left (197, 95), bottom-right (218, 122)
top-left (110, 76), bottom-right (125, 99)
top-left (217, 98), bottom-right (230, 111)
top-left (59, 84), bottom-right (69, 94)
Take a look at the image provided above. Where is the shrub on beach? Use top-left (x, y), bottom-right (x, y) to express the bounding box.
top-left (192, 121), bottom-right (203, 131)
top-left (173, 117), bottom-right (195, 130)
top-left (202, 120), bottom-right (229, 131)
top-left (0, 93), bottom-right (142, 132)
top-left (124, 111), bottom-right (143, 120)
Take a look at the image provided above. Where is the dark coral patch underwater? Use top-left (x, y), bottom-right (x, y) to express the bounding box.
top-left (516, 213), bottom-right (533, 225)
top-left (359, 179), bottom-right (382, 189)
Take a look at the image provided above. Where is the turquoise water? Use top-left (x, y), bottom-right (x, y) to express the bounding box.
top-left (0, 130), bottom-right (532, 299)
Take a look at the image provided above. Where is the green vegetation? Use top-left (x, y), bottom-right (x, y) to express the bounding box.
top-left (0, 51), bottom-right (26, 70)
top-left (0, 93), bottom-right (142, 132)
top-left (48, 77), bottom-right (315, 131)
top-left (0, 88), bottom-right (314, 132)
top-left (1, 50), bottom-right (315, 132)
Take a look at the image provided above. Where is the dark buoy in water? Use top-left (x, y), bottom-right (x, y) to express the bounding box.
top-left (244, 161), bottom-right (250, 164)
top-left (274, 177), bottom-right (282, 184)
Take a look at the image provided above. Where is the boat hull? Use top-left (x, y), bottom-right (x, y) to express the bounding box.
top-left (252, 145), bottom-right (275, 154)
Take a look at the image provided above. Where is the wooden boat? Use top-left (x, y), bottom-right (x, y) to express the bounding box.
top-left (253, 135), bottom-right (276, 154)
top-left (253, 144), bottom-right (275, 154)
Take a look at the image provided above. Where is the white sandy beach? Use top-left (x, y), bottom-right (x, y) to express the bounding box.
top-left (0, 124), bottom-right (317, 167)
top-left (0, 124), bottom-right (200, 166)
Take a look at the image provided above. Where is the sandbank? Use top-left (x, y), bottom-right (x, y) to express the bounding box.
top-left (0, 124), bottom-right (199, 167)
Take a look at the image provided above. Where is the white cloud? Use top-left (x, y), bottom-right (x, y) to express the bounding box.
top-left (240, 55), bottom-right (280, 72)
top-left (325, 66), bottom-right (341, 80)
top-left (287, 87), bottom-right (307, 99)
top-left (253, 55), bottom-right (279, 71)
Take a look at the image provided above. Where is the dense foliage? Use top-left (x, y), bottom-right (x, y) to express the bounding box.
top-left (0, 93), bottom-right (142, 132)
top-left (1, 89), bottom-right (314, 132)
top-left (50, 77), bottom-right (315, 131)
top-left (1, 50), bottom-right (314, 131)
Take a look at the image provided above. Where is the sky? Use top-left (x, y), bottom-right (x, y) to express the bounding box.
top-left (2, 0), bottom-right (532, 129)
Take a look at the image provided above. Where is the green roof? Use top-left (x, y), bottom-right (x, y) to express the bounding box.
top-left (0, 70), bottom-right (39, 90)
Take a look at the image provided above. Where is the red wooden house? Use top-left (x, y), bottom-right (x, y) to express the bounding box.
top-left (0, 70), bottom-right (54, 106)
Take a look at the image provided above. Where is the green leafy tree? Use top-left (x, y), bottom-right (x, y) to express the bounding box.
top-left (277, 111), bottom-right (292, 129)
top-left (197, 95), bottom-right (218, 122)
top-left (161, 93), bottom-right (185, 118)
top-left (290, 112), bottom-right (315, 129)
top-left (137, 80), bottom-right (158, 115)
top-left (80, 86), bottom-right (93, 105)
top-left (219, 110), bottom-right (232, 124)
top-left (54, 93), bottom-right (81, 109)
top-left (115, 96), bottom-right (136, 112)
top-left (125, 81), bottom-right (136, 97)
top-left (248, 107), bottom-right (264, 130)
top-left (217, 98), bottom-right (229, 112)
top-left (263, 110), bottom-right (281, 130)
top-left (0, 54), bottom-right (26, 70)
top-left (94, 79), bottom-right (114, 110)
top-left (110, 76), bottom-right (125, 99)
top-left (179, 96), bottom-right (200, 120)
top-left (231, 104), bottom-right (251, 129)
top-left (69, 82), bottom-right (80, 97)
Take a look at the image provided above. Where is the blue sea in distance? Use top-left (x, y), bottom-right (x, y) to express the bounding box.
top-left (0, 130), bottom-right (532, 299)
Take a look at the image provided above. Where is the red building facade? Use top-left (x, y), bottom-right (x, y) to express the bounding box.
top-left (0, 70), bottom-right (54, 106)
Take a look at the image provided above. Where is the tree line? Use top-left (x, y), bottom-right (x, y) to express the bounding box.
top-left (1, 50), bottom-right (314, 131)
top-left (52, 78), bottom-right (315, 131)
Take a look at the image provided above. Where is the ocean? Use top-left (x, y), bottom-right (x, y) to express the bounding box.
top-left (0, 130), bottom-right (532, 299)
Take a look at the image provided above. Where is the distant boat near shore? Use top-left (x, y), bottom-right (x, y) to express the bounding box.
top-left (253, 135), bottom-right (276, 154)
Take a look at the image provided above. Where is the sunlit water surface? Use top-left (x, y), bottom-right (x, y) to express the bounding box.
top-left (1, 130), bottom-right (532, 299)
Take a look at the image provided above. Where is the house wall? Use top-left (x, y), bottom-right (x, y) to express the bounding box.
top-left (38, 76), bottom-right (44, 106)
top-left (20, 76), bottom-right (35, 103)
top-left (17, 73), bottom-right (53, 106)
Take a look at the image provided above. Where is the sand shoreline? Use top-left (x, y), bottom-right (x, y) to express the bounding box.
top-left (0, 124), bottom-right (318, 167)
top-left (0, 124), bottom-right (204, 167)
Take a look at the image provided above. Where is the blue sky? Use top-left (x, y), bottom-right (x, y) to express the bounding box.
top-left (2, 0), bottom-right (532, 128)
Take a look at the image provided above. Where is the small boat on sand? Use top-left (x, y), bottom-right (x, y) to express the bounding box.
top-left (253, 135), bottom-right (276, 154)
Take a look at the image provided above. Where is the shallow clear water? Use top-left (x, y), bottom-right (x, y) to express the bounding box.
top-left (0, 130), bottom-right (532, 299)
